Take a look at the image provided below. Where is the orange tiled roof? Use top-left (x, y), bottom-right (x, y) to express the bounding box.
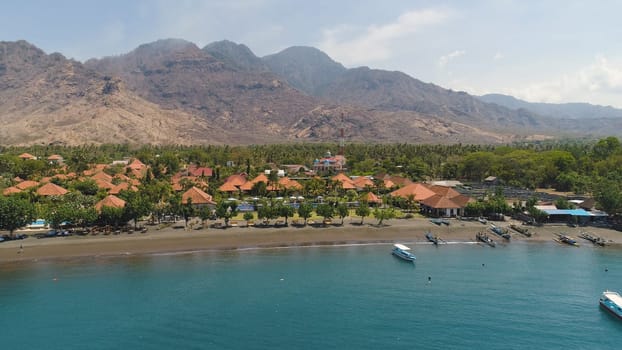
top-left (250, 173), bottom-right (269, 184)
top-left (95, 195), bottom-right (126, 211)
top-left (340, 181), bottom-right (356, 190)
top-left (188, 165), bottom-right (213, 177)
top-left (129, 168), bottom-right (147, 179)
top-left (39, 177), bottom-right (52, 184)
top-left (182, 186), bottom-right (216, 205)
top-left (421, 194), bottom-right (462, 209)
top-left (16, 180), bottom-right (40, 190)
top-left (353, 176), bottom-right (374, 189)
top-left (218, 181), bottom-right (239, 193)
top-left (18, 153), bottom-right (36, 160)
top-left (128, 158), bottom-right (146, 170)
top-left (109, 182), bottom-right (137, 195)
top-left (279, 177), bottom-right (303, 190)
top-left (362, 191), bottom-right (382, 204)
top-left (239, 181), bottom-right (254, 191)
top-left (94, 179), bottom-right (115, 190)
top-left (91, 171), bottom-right (113, 182)
top-left (114, 174), bottom-right (132, 182)
top-left (3, 186), bottom-right (22, 195)
top-left (390, 183), bottom-right (436, 201)
top-left (332, 172), bottom-right (353, 184)
top-left (225, 174), bottom-right (247, 186)
top-left (37, 183), bottom-right (68, 196)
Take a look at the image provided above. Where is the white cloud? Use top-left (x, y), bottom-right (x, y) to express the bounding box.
top-left (317, 8), bottom-right (452, 66)
top-left (438, 50), bottom-right (466, 68)
top-left (509, 55), bottom-right (622, 107)
top-left (493, 52), bottom-right (504, 61)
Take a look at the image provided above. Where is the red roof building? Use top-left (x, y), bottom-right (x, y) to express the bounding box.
top-left (37, 183), bottom-right (69, 196)
top-left (187, 164), bottom-right (213, 177)
top-left (95, 195), bottom-right (126, 211)
top-left (389, 183), bottom-right (436, 201)
top-left (2, 186), bottom-right (22, 195)
top-left (16, 180), bottom-right (40, 190)
top-left (18, 153), bottom-right (36, 160)
top-left (361, 191), bottom-right (382, 204)
top-left (182, 186), bottom-right (216, 206)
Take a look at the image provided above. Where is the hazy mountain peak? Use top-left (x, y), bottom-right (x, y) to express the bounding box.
top-left (0, 40), bottom-right (47, 63)
top-left (262, 46), bottom-right (346, 95)
top-left (203, 40), bottom-right (267, 72)
top-left (135, 38), bottom-right (198, 53)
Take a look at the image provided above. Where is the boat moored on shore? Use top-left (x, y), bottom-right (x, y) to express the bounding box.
top-left (578, 232), bottom-right (607, 246)
top-left (509, 224), bottom-right (532, 237)
top-left (600, 290), bottom-right (622, 320)
top-left (476, 231), bottom-right (496, 247)
top-left (425, 232), bottom-right (439, 245)
top-left (490, 224), bottom-right (511, 240)
top-left (554, 233), bottom-right (579, 247)
top-left (392, 244), bottom-right (416, 262)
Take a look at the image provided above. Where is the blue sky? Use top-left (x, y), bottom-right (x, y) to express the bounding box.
top-left (2, 0), bottom-right (622, 107)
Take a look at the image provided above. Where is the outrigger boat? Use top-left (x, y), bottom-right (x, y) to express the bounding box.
top-left (554, 233), bottom-right (579, 247)
top-left (392, 243), bottom-right (416, 262)
top-left (430, 218), bottom-right (443, 226)
top-left (490, 224), bottom-right (511, 240)
top-left (430, 218), bottom-right (450, 226)
top-left (600, 290), bottom-right (622, 320)
top-left (476, 231), bottom-right (496, 247)
top-left (509, 224), bottom-right (532, 237)
top-left (578, 232), bottom-right (607, 246)
top-left (425, 232), bottom-right (440, 245)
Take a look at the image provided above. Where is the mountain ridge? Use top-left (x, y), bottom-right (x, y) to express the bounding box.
top-left (2, 38), bottom-right (621, 146)
top-left (478, 93), bottom-right (622, 119)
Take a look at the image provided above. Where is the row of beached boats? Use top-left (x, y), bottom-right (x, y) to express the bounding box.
top-left (393, 226), bottom-right (609, 262)
top-left (554, 231), bottom-right (609, 247)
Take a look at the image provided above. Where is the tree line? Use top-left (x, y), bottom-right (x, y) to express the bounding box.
top-left (1, 136), bottom-right (622, 234)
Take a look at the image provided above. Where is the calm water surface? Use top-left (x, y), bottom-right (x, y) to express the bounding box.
top-left (1, 242), bottom-right (621, 349)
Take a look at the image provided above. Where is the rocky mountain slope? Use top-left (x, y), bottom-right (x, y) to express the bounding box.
top-left (1, 39), bottom-right (617, 146)
top-left (0, 40), bottom-right (229, 146)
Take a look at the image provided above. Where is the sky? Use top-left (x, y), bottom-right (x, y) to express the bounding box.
top-left (2, 0), bottom-right (622, 108)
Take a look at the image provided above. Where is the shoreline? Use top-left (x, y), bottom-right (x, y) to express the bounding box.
top-left (2, 218), bottom-right (621, 264)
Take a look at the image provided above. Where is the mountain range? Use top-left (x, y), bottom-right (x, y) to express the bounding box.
top-left (478, 93), bottom-right (622, 120)
top-left (1, 38), bottom-right (621, 146)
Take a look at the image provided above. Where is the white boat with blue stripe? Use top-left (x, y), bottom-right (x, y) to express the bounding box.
top-left (600, 290), bottom-right (622, 320)
top-left (392, 244), bottom-right (416, 262)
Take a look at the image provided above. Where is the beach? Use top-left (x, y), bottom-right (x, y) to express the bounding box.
top-left (1, 218), bottom-right (621, 263)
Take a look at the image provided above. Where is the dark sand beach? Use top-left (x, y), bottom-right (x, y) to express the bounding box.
top-left (1, 218), bottom-right (620, 263)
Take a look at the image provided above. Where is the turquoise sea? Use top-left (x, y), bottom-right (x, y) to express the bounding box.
top-left (1, 241), bottom-right (621, 349)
